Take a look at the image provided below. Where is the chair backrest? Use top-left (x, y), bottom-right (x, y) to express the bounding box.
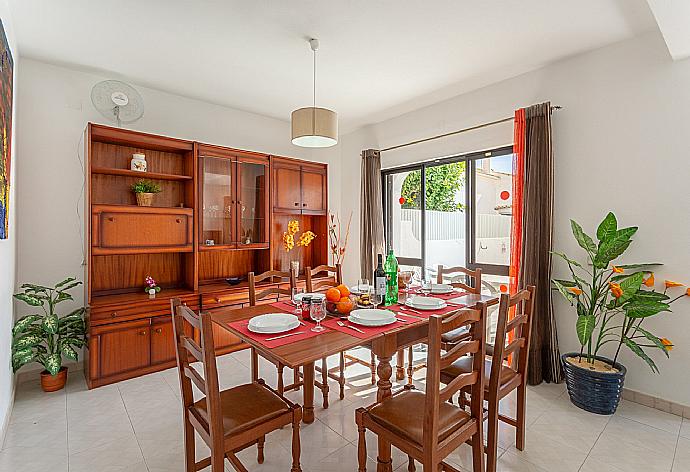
top-left (425, 303), bottom-right (486, 452)
top-left (488, 286), bottom-right (536, 393)
top-left (436, 265), bottom-right (482, 294)
top-left (305, 264), bottom-right (342, 292)
top-left (171, 298), bottom-right (223, 441)
top-left (248, 270), bottom-right (296, 306)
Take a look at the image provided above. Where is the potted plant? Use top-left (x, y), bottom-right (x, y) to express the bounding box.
top-left (553, 212), bottom-right (686, 414)
top-left (11, 277), bottom-right (87, 392)
top-left (131, 179), bottom-right (161, 206)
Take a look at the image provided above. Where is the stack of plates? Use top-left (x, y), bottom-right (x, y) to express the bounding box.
top-left (422, 283), bottom-right (454, 294)
top-left (247, 313), bottom-right (300, 334)
top-left (406, 296), bottom-right (447, 310)
top-left (348, 309), bottom-right (396, 327)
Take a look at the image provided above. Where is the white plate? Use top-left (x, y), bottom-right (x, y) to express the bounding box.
top-left (350, 308), bottom-right (396, 322)
top-left (348, 309), bottom-right (396, 327)
top-left (350, 284), bottom-right (371, 295)
top-left (424, 283), bottom-right (454, 294)
top-left (248, 313), bottom-right (300, 334)
top-left (406, 296), bottom-right (447, 311)
top-left (294, 292), bottom-right (326, 302)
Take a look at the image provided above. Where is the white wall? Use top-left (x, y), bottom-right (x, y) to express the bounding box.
top-left (0, 0), bottom-right (18, 444)
top-left (339, 31), bottom-right (690, 406)
top-left (13, 58), bottom-right (341, 348)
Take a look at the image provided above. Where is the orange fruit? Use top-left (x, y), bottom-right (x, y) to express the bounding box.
top-left (336, 284), bottom-right (350, 298)
top-left (325, 288), bottom-right (341, 302)
top-left (336, 297), bottom-right (354, 314)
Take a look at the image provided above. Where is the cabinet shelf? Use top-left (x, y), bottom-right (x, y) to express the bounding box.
top-left (92, 167), bottom-right (193, 181)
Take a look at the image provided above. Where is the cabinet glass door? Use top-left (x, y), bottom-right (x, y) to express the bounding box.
top-left (201, 156), bottom-right (235, 247)
top-left (237, 160), bottom-right (268, 247)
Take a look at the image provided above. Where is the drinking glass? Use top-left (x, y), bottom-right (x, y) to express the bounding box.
top-left (356, 278), bottom-right (369, 294)
top-left (420, 276), bottom-right (432, 297)
top-left (370, 285), bottom-right (383, 310)
top-left (291, 287), bottom-right (304, 316)
top-left (310, 299), bottom-right (327, 332)
top-left (399, 270), bottom-right (413, 302)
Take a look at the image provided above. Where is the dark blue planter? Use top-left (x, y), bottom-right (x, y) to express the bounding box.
top-left (562, 353), bottom-right (626, 415)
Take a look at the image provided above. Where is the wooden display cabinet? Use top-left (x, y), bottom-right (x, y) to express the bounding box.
top-left (84, 123), bottom-right (329, 388)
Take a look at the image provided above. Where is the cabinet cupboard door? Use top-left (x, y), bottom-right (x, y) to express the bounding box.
top-left (150, 316), bottom-right (176, 365)
top-left (97, 320), bottom-right (150, 378)
top-left (301, 168), bottom-right (326, 214)
top-left (274, 164), bottom-right (302, 211)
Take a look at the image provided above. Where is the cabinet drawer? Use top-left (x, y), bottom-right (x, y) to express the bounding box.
top-left (201, 292), bottom-right (248, 310)
top-left (92, 205), bottom-right (193, 254)
top-left (90, 298), bottom-right (198, 324)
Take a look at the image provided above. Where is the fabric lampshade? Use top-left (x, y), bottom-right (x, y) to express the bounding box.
top-left (291, 107), bottom-right (338, 147)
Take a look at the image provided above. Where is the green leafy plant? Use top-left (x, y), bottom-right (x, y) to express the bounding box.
top-left (11, 277), bottom-right (87, 376)
top-left (400, 162), bottom-right (465, 211)
top-left (131, 179), bottom-right (161, 194)
top-left (553, 212), bottom-right (686, 372)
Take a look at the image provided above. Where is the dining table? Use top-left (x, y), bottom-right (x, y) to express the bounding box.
top-left (210, 291), bottom-right (498, 472)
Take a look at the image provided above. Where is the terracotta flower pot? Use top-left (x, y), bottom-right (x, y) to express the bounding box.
top-left (136, 192), bottom-right (154, 206)
top-left (40, 366), bottom-right (68, 392)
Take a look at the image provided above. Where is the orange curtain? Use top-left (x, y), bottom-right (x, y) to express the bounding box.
top-left (510, 108), bottom-right (526, 296)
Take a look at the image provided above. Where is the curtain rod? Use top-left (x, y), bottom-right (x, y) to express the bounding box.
top-left (379, 105), bottom-right (562, 153)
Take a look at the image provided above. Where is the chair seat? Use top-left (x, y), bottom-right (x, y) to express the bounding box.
top-left (367, 390), bottom-right (471, 446)
top-left (441, 356), bottom-right (518, 388)
top-left (192, 383), bottom-right (290, 436)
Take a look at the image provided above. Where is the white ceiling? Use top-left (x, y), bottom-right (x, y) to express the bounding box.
top-left (10, 0), bottom-right (657, 133)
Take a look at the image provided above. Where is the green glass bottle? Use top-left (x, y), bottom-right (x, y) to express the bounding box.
top-left (384, 249), bottom-right (399, 306)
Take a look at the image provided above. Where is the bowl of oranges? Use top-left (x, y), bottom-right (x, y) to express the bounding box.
top-left (325, 284), bottom-right (355, 317)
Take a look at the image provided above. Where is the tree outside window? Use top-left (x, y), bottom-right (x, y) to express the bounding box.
top-left (400, 162), bottom-right (465, 212)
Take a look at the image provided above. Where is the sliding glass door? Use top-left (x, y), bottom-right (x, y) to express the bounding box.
top-left (382, 146), bottom-right (514, 291)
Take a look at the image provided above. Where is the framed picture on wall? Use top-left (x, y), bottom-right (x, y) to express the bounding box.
top-left (0, 19), bottom-right (12, 240)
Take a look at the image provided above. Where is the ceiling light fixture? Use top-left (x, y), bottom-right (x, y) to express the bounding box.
top-left (291, 38), bottom-right (338, 148)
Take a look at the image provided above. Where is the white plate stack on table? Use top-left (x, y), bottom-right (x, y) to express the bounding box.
top-left (405, 295), bottom-right (448, 310)
top-left (421, 283), bottom-right (454, 294)
top-left (247, 313), bottom-right (300, 334)
top-left (348, 308), bottom-right (396, 327)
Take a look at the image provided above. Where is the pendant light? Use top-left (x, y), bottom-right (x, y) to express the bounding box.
top-left (291, 38), bottom-right (338, 148)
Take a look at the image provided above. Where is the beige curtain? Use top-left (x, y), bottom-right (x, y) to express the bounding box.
top-left (519, 102), bottom-right (562, 384)
top-left (360, 149), bottom-right (385, 280)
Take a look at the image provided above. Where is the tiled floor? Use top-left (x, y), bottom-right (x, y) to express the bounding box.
top-left (1, 348), bottom-right (688, 472)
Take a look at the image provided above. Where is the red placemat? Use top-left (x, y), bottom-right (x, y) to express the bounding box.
top-left (387, 302), bottom-right (466, 319)
top-left (227, 318), bottom-right (329, 348)
top-left (406, 289), bottom-right (468, 300)
top-left (271, 300), bottom-right (299, 313)
top-left (321, 312), bottom-right (421, 340)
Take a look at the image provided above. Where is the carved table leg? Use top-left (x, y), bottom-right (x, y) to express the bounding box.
top-left (302, 362), bottom-right (315, 423)
top-left (375, 354), bottom-right (393, 472)
top-left (396, 349), bottom-right (405, 381)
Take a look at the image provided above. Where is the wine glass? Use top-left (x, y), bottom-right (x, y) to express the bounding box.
top-left (292, 287), bottom-right (304, 316)
top-left (399, 270), bottom-right (413, 303)
top-left (356, 278), bottom-right (369, 295)
top-left (310, 299), bottom-right (327, 332)
top-left (370, 285), bottom-right (383, 310)
top-left (420, 276), bottom-right (432, 297)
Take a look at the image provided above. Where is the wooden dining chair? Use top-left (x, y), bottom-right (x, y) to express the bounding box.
top-left (355, 304), bottom-right (487, 472)
top-left (440, 286), bottom-right (535, 472)
top-left (304, 264), bottom-right (346, 408)
top-left (170, 299), bottom-right (302, 472)
top-left (248, 270), bottom-right (300, 396)
top-left (402, 264), bottom-right (484, 386)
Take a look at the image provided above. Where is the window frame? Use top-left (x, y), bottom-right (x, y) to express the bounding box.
top-left (381, 145), bottom-right (514, 277)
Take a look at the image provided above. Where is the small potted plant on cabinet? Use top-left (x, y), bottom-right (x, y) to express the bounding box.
top-left (553, 212), bottom-right (686, 414)
top-left (131, 179), bottom-right (161, 207)
top-left (11, 277), bottom-right (87, 392)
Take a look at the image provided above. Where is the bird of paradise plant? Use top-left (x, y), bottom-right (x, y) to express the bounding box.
top-left (552, 212), bottom-right (686, 373)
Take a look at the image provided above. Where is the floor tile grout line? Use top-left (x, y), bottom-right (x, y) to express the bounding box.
top-left (670, 429), bottom-right (681, 472)
top-left (576, 410), bottom-right (613, 472)
top-left (117, 383), bottom-right (152, 472)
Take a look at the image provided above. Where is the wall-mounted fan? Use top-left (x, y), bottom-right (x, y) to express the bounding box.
top-left (90, 80), bottom-right (144, 127)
